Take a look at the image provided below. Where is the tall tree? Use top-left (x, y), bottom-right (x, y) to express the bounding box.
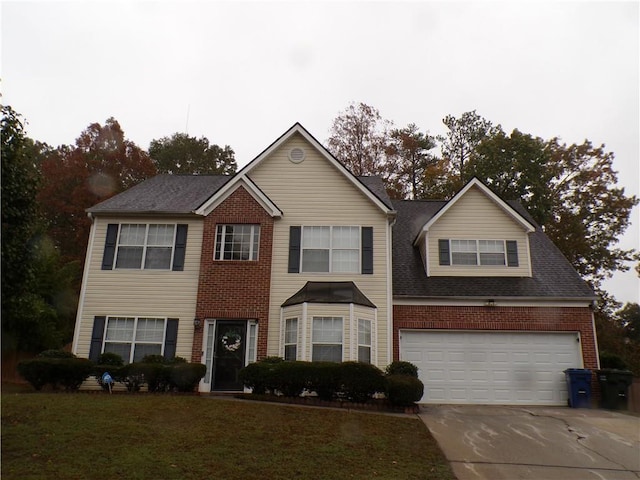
top-left (149, 133), bottom-right (237, 175)
top-left (387, 123), bottom-right (437, 199)
top-left (327, 102), bottom-right (394, 177)
top-left (439, 110), bottom-right (502, 191)
top-left (38, 118), bottom-right (156, 266)
top-left (1, 106), bottom-right (72, 352)
top-left (468, 129), bottom-right (638, 288)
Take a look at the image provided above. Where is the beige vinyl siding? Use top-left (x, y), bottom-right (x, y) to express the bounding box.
top-left (73, 215), bottom-right (203, 360)
top-left (249, 133), bottom-right (392, 366)
top-left (428, 185), bottom-right (531, 277)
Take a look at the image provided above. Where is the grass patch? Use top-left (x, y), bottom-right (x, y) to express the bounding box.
top-left (1, 393), bottom-right (454, 480)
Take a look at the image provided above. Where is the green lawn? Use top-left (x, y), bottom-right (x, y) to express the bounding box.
top-left (1, 392), bottom-right (455, 480)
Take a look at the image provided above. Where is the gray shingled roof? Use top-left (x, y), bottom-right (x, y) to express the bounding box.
top-left (391, 199), bottom-right (595, 300)
top-left (282, 281), bottom-right (376, 308)
top-left (88, 174), bottom-right (231, 214)
top-left (87, 174), bottom-right (392, 215)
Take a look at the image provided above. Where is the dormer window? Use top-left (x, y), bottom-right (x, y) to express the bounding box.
top-left (440, 239), bottom-right (519, 267)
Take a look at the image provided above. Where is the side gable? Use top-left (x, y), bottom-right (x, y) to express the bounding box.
top-left (195, 176), bottom-right (282, 217)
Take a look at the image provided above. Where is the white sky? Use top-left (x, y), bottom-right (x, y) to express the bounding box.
top-left (2, 1), bottom-right (639, 305)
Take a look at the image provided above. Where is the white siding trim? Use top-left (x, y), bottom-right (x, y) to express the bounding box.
top-left (349, 303), bottom-right (355, 361)
top-left (386, 218), bottom-right (393, 365)
top-left (301, 302), bottom-right (308, 361)
top-left (591, 310), bottom-right (601, 369)
top-left (195, 177), bottom-right (282, 217)
top-left (72, 214), bottom-right (97, 355)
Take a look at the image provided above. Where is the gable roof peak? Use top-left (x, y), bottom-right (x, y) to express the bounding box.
top-left (414, 177), bottom-right (536, 245)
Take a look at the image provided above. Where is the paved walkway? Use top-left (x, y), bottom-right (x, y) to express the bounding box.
top-left (419, 405), bottom-right (640, 480)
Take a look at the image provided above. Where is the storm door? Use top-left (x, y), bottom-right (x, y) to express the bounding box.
top-left (212, 320), bottom-right (247, 391)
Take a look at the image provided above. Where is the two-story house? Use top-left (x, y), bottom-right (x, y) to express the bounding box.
top-left (72, 123), bottom-right (598, 404)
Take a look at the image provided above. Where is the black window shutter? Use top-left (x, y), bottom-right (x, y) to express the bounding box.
top-left (361, 227), bottom-right (373, 274)
top-left (101, 224), bottom-right (119, 270)
top-left (506, 241), bottom-right (519, 267)
top-left (89, 316), bottom-right (106, 362)
top-left (164, 318), bottom-right (179, 360)
top-left (288, 226), bottom-right (301, 273)
top-left (438, 239), bottom-right (450, 266)
top-left (172, 224), bottom-right (188, 271)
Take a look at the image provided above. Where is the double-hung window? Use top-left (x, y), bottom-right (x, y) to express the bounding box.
top-left (312, 317), bottom-right (343, 362)
top-left (301, 226), bottom-right (359, 273)
top-left (450, 239), bottom-right (506, 266)
top-left (357, 319), bottom-right (372, 364)
top-left (214, 224), bottom-right (260, 261)
top-left (103, 316), bottom-right (166, 363)
top-left (284, 318), bottom-right (298, 361)
top-left (115, 224), bottom-right (175, 269)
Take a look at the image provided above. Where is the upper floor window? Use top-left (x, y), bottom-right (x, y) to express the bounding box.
top-left (215, 224), bottom-right (260, 261)
top-left (102, 223), bottom-right (188, 272)
top-left (301, 226), bottom-right (360, 273)
top-left (116, 224), bottom-right (175, 269)
top-left (440, 239), bottom-right (518, 267)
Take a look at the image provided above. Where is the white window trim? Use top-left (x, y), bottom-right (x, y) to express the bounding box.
top-left (214, 224), bottom-right (260, 261)
top-left (357, 318), bottom-right (372, 364)
top-left (300, 226), bottom-right (361, 273)
top-left (245, 320), bottom-right (259, 365)
top-left (450, 239), bottom-right (507, 267)
top-left (102, 316), bottom-right (167, 363)
top-left (283, 317), bottom-right (298, 361)
top-left (115, 223), bottom-right (177, 270)
top-left (311, 316), bottom-right (344, 362)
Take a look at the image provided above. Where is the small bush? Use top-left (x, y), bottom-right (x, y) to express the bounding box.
top-left (385, 361), bottom-right (419, 378)
top-left (116, 363), bottom-right (145, 392)
top-left (269, 361), bottom-right (310, 397)
top-left (337, 362), bottom-right (385, 403)
top-left (239, 361), bottom-right (270, 394)
top-left (170, 363), bottom-right (207, 392)
top-left (599, 351), bottom-right (628, 370)
top-left (137, 362), bottom-right (171, 392)
top-left (307, 362), bottom-right (340, 400)
top-left (38, 349), bottom-right (76, 359)
top-left (386, 374), bottom-right (424, 406)
top-left (17, 358), bottom-right (53, 390)
top-left (97, 352), bottom-right (124, 366)
top-left (17, 357), bottom-right (93, 391)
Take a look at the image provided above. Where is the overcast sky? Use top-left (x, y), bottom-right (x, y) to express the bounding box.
top-left (2, 1), bottom-right (638, 304)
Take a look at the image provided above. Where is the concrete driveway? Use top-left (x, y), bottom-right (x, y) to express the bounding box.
top-left (420, 405), bottom-right (640, 480)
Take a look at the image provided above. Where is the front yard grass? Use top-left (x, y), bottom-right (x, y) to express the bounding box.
top-left (1, 392), bottom-right (455, 480)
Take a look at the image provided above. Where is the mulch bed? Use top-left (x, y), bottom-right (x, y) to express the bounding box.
top-left (232, 393), bottom-right (420, 414)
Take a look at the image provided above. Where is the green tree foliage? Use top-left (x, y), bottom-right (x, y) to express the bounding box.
top-left (387, 123), bottom-right (437, 199)
top-left (38, 118), bottom-right (156, 266)
top-left (149, 132), bottom-right (237, 175)
top-left (1, 106), bottom-right (74, 352)
top-left (468, 129), bottom-right (638, 287)
top-left (594, 297), bottom-right (640, 374)
top-left (327, 102), bottom-right (393, 178)
top-left (618, 302), bottom-right (640, 342)
top-left (439, 110), bottom-right (502, 188)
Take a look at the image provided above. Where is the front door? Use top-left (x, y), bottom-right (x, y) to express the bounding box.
top-left (212, 320), bottom-right (247, 391)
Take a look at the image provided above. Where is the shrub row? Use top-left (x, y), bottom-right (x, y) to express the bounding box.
top-left (239, 359), bottom-right (424, 406)
top-left (17, 350), bottom-right (206, 393)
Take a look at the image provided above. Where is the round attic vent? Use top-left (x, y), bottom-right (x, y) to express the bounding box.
top-left (288, 147), bottom-right (305, 163)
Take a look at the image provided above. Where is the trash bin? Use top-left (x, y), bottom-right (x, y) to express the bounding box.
top-left (564, 368), bottom-right (592, 408)
top-left (596, 369), bottom-right (633, 410)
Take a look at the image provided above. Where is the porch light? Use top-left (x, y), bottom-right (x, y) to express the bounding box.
top-left (485, 299), bottom-right (496, 308)
top-left (194, 318), bottom-right (202, 328)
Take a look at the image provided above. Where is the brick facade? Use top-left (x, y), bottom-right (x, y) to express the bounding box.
top-left (192, 186), bottom-right (273, 363)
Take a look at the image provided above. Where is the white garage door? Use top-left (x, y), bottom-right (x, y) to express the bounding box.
top-left (400, 331), bottom-right (583, 405)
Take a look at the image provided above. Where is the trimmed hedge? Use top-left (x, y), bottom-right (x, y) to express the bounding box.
top-left (18, 356), bottom-right (94, 391)
top-left (385, 361), bottom-right (419, 378)
top-left (19, 350), bottom-right (206, 393)
top-left (337, 362), bottom-right (385, 403)
top-left (385, 374), bottom-right (424, 406)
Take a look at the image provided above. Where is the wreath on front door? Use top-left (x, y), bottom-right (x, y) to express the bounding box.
top-left (221, 331), bottom-right (242, 352)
